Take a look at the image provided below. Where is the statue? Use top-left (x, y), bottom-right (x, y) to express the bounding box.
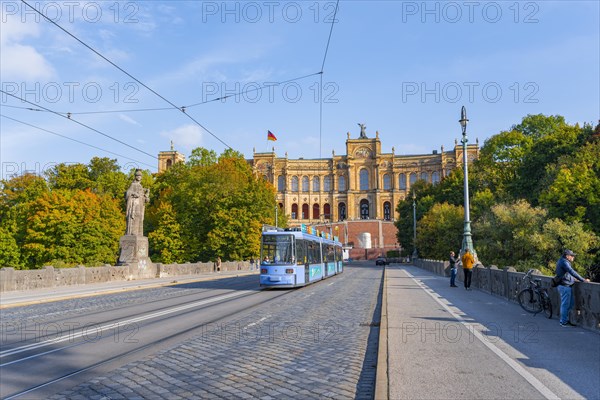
top-left (125, 169), bottom-right (149, 236)
top-left (358, 123), bottom-right (367, 138)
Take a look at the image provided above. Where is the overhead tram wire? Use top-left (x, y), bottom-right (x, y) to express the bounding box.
top-left (318, 0), bottom-right (340, 160)
top-left (1, 115), bottom-right (156, 169)
top-left (1, 90), bottom-right (158, 160)
top-left (20, 0), bottom-right (233, 151)
top-left (3, 72), bottom-right (323, 116)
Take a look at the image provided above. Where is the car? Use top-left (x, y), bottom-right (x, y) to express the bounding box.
top-left (375, 257), bottom-right (388, 266)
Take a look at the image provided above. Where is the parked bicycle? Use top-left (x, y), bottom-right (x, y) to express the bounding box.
top-left (517, 269), bottom-right (552, 318)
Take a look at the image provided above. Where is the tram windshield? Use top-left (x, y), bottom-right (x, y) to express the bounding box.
top-left (261, 234), bottom-right (294, 264)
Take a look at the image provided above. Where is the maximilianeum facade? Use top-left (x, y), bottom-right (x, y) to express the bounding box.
top-left (250, 128), bottom-right (479, 225)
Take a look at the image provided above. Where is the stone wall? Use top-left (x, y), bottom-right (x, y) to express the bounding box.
top-left (413, 258), bottom-right (600, 332)
top-left (0, 261), bottom-right (253, 293)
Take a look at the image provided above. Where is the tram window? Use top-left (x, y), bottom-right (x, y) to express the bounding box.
top-left (296, 240), bottom-right (307, 264)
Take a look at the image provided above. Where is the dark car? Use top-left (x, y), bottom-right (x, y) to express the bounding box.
top-left (375, 257), bottom-right (388, 266)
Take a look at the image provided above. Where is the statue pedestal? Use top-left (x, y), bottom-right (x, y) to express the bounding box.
top-left (118, 235), bottom-right (156, 279)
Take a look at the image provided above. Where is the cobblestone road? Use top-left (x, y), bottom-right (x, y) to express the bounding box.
top-left (47, 263), bottom-right (383, 399)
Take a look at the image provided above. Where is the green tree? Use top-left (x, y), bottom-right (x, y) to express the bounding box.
top-left (88, 157), bottom-right (129, 199)
top-left (415, 202), bottom-right (463, 259)
top-left (540, 140), bottom-right (600, 231)
top-left (533, 218), bottom-right (599, 277)
top-left (474, 200), bottom-right (547, 271)
top-left (45, 163), bottom-right (93, 191)
top-left (147, 196), bottom-right (185, 264)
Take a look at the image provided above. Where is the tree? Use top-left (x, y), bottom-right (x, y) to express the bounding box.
top-left (147, 196), bottom-right (185, 264)
top-left (22, 190), bottom-right (124, 267)
top-left (45, 163), bottom-right (93, 191)
top-left (415, 203), bottom-right (463, 260)
top-left (147, 147), bottom-right (276, 262)
top-left (473, 200), bottom-right (547, 271)
top-left (534, 218), bottom-right (599, 277)
top-left (540, 140), bottom-right (600, 233)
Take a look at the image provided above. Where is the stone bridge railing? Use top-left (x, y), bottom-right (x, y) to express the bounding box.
top-left (413, 258), bottom-right (600, 332)
top-left (0, 260), bottom-right (254, 293)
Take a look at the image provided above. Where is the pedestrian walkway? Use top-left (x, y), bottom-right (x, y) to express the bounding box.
top-left (0, 270), bottom-right (258, 309)
top-left (377, 265), bottom-right (600, 400)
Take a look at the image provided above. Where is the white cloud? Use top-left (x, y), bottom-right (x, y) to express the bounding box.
top-left (0, 13), bottom-right (55, 81)
top-left (160, 124), bottom-right (203, 150)
top-left (119, 114), bottom-right (141, 126)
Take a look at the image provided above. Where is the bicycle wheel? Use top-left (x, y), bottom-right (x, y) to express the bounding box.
top-left (541, 291), bottom-right (552, 319)
top-left (518, 288), bottom-right (543, 314)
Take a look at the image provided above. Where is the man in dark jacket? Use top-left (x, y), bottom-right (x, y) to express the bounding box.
top-left (555, 250), bottom-right (589, 327)
top-left (449, 251), bottom-right (458, 287)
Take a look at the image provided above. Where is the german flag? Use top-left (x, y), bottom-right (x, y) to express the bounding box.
top-left (267, 131), bottom-right (277, 141)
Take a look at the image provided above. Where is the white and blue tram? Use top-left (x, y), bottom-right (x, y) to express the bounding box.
top-left (260, 225), bottom-right (343, 288)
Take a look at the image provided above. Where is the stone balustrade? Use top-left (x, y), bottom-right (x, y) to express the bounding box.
top-left (0, 260), bottom-right (254, 293)
top-left (413, 258), bottom-right (600, 332)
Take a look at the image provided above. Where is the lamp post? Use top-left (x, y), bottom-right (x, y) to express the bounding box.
top-left (412, 192), bottom-right (418, 259)
top-left (459, 106), bottom-right (475, 256)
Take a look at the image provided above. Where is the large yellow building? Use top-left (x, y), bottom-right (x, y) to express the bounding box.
top-left (251, 127), bottom-right (479, 224)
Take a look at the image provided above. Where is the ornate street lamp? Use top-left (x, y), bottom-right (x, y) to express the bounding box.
top-left (459, 106), bottom-right (475, 256)
top-left (412, 192), bottom-right (418, 259)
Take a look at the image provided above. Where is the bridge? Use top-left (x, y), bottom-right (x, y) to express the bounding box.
top-left (1, 262), bottom-right (598, 399)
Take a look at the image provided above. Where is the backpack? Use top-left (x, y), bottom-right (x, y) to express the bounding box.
top-left (551, 271), bottom-right (566, 287)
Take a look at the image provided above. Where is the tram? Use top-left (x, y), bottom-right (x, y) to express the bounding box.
top-left (260, 225), bottom-right (343, 288)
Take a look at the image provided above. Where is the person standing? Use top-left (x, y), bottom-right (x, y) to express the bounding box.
top-left (555, 250), bottom-right (589, 327)
top-left (461, 249), bottom-right (475, 290)
top-left (449, 251), bottom-right (458, 287)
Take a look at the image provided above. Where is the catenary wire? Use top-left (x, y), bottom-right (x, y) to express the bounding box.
top-left (20, 0), bottom-right (233, 150)
top-left (1, 114), bottom-right (156, 169)
top-left (319, 0), bottom-right (340, 160)
top-left (1, 90), bottom-right (158, 160)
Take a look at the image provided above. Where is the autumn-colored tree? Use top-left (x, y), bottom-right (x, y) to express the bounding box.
top-left (22, 189), bottom-right (124, 267)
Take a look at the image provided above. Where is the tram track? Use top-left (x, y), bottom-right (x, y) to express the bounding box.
top-left (1, 283), bottom-right (292, 399)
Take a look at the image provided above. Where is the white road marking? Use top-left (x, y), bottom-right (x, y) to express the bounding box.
top-left (405, 271), bottom-right (560, 400)
top-left (0, 290), bottom-right (252, 363)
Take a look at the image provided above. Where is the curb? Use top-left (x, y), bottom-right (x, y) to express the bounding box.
top-left (374, 265), bottom-right (388, 400)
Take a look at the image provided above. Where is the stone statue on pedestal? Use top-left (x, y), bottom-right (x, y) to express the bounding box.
top-left (118, 170), bottom-right (153, 275)
top-left (125, 170), bottom-right (149, 236)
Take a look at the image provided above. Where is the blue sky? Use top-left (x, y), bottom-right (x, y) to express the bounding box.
top-left (1, 1), bottom-right (598, 176)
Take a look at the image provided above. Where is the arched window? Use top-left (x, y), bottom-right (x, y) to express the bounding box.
top-left (291, 203), bottom-right (298, 219)
top-left (338, 202), bottom-right (346, 221)
top-left (313, 203), bottom-right (320, 219)
top-left (323, 203), bottom-right (331, 219)
top-left (432, 171), bottom-right (440, 184)
top-left (302, 204), bottom-right (309, 219)
top-left (291, 176), bottom-right (299, 192)
top-left (166, 159), bottom-right (172, 168)
top-left (277, 175), bottom-right (285, 192)
top-left (383, 174), bottom-right (391, 190)
top-left (312, 176), bottom-right (320, 192)
top-left (302, 176), bottom-right (309, 192)
top-left (399, 173), bottom-right (407, 190)
top-left (420, 172), bottom-right (428, 182)
top-left (360, 199), bottom-right (369, 219)
top-left (409, 172), bottom-right (417, 186)
top-left (338, 175), bottom-right (346, 191)
top-left (360, 169), bottom-right (369, 190)
top-left (324, 175), bottom-right (332, 192)
top-left (383, 202), bottom-right (391, 221)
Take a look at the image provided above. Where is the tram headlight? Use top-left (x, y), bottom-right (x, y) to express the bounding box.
top-left (261, 268), bottom-right (267, 274)
top-left (285, 269), bottom-right (294, 274)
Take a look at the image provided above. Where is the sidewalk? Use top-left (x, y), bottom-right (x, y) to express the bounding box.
top-left (377, 265), bottom-right (600, 400)
top-left (0, 270), bottom-right (258, 309)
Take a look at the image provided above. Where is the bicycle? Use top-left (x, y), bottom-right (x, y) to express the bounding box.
top-left (517, 269), bottom-right (552, 318)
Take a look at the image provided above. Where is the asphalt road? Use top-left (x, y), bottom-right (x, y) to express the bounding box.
top-left (1, 263), bottom-right (384, 399)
